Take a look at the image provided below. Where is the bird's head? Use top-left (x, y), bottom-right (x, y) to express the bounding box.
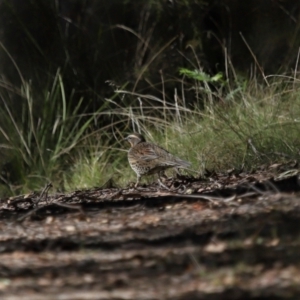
top-left (123, 133), bottom-right (146, 147)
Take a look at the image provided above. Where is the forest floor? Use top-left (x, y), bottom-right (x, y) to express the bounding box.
top-left (1, 162), bottom-right (300, 300)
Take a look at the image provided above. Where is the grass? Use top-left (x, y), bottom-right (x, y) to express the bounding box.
top-left (113, 73), bottom-right (300, 174)
top-left (1, 69), bottom-right (300, 196)
top-left (0, 69), bottom-right (106, 195)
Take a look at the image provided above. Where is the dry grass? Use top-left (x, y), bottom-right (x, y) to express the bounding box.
top-left (1, 70), bottom-right (300, 194)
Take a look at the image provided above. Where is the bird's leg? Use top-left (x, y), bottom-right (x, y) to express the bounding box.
top-left (157, 171), bottom-right (169, 190)
top-left (134, 175), bottom-right (141, 188)
top-left (175, 167), bottom-right (181, 175)
top-left (160, 170), bottom-right (174, 181)
top-left (159, 171), bottom-right (168, 179)
top-left (157, 178), bottom-right (170, 190)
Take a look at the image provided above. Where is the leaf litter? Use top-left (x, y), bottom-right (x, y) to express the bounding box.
top-left (0, 162), bottom-right (300, 299)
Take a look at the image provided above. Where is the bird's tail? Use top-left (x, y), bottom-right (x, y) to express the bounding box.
top-left (175, 157), bottom-right (191, 169)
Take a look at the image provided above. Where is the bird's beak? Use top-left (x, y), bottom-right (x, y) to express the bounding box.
top-left (123, 137), bottom-right (128, 141)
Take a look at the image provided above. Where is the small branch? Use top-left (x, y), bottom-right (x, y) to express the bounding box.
top-left (35, 183), bottom-right (53, 205)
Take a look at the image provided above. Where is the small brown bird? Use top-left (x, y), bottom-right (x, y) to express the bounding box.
top-left (124, 133), bottom-right (191, 187)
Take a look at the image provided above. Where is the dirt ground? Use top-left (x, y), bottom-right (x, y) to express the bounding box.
top-left (1, 163), bottom-right (300, 300)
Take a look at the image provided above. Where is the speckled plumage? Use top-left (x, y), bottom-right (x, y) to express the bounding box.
top-left (124, 133), bottom-right (191, 187)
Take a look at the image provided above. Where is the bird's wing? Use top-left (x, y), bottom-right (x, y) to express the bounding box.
top-left (137, 146), bottom-right (159, 161)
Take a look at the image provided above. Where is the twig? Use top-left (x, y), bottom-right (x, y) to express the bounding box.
top-left (17, 206), bottom-right (44, 222)
top-left (17, 201), bottom-right (83, 223)
top-left (35, 182), bottom-right (53, 205)
top-left (53, 202), bottom-right (84, 215)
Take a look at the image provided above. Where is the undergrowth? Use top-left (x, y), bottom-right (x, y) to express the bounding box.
top-left (1, 68), bottom-right (300, 196)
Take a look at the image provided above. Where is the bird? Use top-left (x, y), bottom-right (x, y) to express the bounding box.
top-left (124, 133), bottom-right (191, 187)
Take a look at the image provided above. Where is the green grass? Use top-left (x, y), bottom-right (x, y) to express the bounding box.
top-left (1, 70), bottom-right (300, 196)
top-left (61, 74), bottom-right (300, 188)
top-left (0, 70), bottom-right (106, 195)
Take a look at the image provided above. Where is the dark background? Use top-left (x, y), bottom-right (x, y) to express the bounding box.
top-left (0, 0), bottom-right (299, 109)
